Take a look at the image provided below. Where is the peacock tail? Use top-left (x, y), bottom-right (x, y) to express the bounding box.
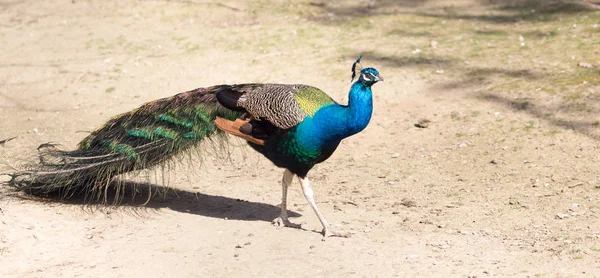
top-left (7, 86), bottom-right (242, 198)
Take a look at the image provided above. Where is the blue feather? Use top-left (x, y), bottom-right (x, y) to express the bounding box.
top-left (296, 81), bottom-right (373, 151)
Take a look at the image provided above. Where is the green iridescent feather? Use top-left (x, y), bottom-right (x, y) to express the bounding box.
top-left (8, 86), bottom-right (242, 199)
top-left (293, 87), bottom-right (335, 116)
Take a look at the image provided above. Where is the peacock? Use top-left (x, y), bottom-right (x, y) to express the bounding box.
top-left (5, 57), bottom-right (382, 238)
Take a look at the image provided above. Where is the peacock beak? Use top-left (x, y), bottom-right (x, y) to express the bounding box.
top-left (375, 74), bottom-right (384, 82)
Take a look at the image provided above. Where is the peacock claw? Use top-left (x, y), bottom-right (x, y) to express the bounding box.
top-left (272, 216), bottom-right (302, 229)
top-left (321, 228), bottom-right (351, 240)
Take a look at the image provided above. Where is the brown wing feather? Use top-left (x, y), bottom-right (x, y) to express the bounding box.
top-left (214, 117), bottom-right (265, 145)
top-left (215, 84), bottom-right (308, 130)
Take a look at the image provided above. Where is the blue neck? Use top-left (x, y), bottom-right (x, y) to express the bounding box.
top-left (345, 82), bottom-right (373, 135)
top-left (303, 81), bottom-right (373, 146)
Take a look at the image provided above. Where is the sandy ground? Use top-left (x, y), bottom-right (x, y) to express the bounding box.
top-left (1, 0), bottom-right (599, 277)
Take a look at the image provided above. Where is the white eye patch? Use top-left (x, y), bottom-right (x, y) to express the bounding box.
top-left (362, 73), bottom-right (369, 80)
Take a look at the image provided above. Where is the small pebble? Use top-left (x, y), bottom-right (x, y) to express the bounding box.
top-left (400, 198), bottom-right (417, 207)
top-left (415, 119), bottom-right (431, 128)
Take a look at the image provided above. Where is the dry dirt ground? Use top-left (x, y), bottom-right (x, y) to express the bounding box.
top-left (1, 0), bottom-right (600, 277)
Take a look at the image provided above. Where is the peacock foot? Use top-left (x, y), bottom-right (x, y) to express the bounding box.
top-left (272, 216), bottom-right (302, 229)
top-left (322, 227), bottom-right (351, 240)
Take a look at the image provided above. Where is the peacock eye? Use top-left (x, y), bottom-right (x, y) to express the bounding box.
top-left (363, 72), bottom-right (374, 80)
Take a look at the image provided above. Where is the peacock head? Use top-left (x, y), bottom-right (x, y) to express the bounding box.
top-left (351, 56), bottom-right (383, 86)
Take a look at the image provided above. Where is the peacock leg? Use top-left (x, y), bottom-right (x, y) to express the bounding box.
top-left (272, 169), bottom-right (302, 228)
top-left (299, 176), bottom-right (350, 239)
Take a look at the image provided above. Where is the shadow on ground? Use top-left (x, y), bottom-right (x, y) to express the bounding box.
top-left (363, 51), bottom-right (458, 69)
top-left (476, 92), bottom-right (600, 140)
top-left (418, 1), bottom-right (597, 24)
top-left (6, 180), bottom-right (301, 222)
top-left (309, 0), bottom-right (597, 24)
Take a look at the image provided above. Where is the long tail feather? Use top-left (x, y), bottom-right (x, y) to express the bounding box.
top-left (6, 86), bottom-right (241, 199)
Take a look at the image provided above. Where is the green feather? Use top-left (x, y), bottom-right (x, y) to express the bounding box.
top-left (294, 87), bottom-right (335, 116)
top-left (126, 129), bottom-right (154, 140)
top-left (153, 127), bottom-right (178, 140)
top-left (103, 140), bottom-right (139, 161)
top-left (183, 132), bottom-right (202, 139)
top-left (193, 107), bottom-right (212, 123)
top-left (156, 114), bottom-right (194, 129)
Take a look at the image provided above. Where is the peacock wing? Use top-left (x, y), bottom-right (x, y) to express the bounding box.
top-left (217, 84), bottom-right (336, 130)
top-left (291, 85), bottom-right (337, 117)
